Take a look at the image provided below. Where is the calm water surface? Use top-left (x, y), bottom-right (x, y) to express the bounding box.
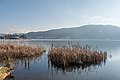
top-left (1, 39), bottom-right (120, 80)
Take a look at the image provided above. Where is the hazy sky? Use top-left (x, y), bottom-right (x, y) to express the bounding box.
top-left (0, 0), bottom-right (120, 33)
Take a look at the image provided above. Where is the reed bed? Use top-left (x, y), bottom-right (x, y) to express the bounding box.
top-left (0, 43), bottom-right (46, 61)
top-left (48, 44), bottom-right (107, 69)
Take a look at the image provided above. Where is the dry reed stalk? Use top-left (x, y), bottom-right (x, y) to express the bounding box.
top-left (48, 47), bottom-right (107, 68)
top-left (0, 43), bottom-right (46, 61)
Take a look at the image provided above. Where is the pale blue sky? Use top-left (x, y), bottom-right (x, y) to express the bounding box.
top-left (0, 0), bottom-right (120, 33)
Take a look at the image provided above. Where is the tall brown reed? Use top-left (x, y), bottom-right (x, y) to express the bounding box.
top-left (48, 44), bottom-right (107, 68)
top-left (0, 43), bottom-right (46, 61)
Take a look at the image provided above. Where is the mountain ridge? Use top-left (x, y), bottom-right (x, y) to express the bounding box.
top-left (26, 25), bottom-right (120, 39)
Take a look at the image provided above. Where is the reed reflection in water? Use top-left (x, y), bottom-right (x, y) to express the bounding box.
top-left (48, 43), bottom-right (107, 74)
top-left (0, 48), bottom-right (45, 80)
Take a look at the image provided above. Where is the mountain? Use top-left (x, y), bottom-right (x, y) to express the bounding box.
top-left (26, 25), bottom-right (120, 39)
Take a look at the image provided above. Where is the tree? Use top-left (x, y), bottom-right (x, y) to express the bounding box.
top-left (20, 34), bottom-right (27, 39)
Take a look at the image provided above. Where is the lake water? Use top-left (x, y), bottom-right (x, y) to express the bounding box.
top-left (1, 39), bottom-right (120, 80)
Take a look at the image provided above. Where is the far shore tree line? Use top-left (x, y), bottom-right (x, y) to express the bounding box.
top-left (0, 34), bottom-right (27, 39)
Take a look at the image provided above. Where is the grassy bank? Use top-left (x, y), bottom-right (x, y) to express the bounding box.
top-left (48, 45), bottom-right (107, 68)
